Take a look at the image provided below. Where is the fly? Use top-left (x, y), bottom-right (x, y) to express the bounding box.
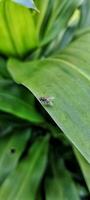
top-left (39, 96), bottom-right (54, 106)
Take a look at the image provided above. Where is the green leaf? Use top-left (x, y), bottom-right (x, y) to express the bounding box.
top-left (45, 160), bottom-right (79, 200)
top-left (38, 0), bottom-right (83, 46)
top-left (0, 78), bottom-right (43, 124)
top-left (0, 0), bottom-right (38, 57)
top-left (0, 57), bottom-right (10, 78)
top-left (0, 92), bottom-right (43, 123)
top-left (74, 148), bottom-right (90, 191)
top-left (79, 0), bottom-right (90, 28)
top-left (0, 130), bottom-right (30, 183)
top-left (35, 0), bottom-right (50, 37)
top-left (8, 30), bottom-right (90, 163)
top-left (0, 136), bottom-right (49, 200)
top-left (37, 193), bottom-right (42, 200)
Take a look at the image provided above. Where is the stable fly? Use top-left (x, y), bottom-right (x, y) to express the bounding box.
top-left (39, 96), bottom-right (54, 106)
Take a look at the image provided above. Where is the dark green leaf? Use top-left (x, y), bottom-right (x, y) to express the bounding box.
top-left (45, 160), bottom-right (79, 200)
top-left (74, 148), bottom-right (90, 191)
top-left (0, 130), bottom-right (30, 183)
top-left (0, 136), bottom-right (49, 200)
top-left (0, 92), bottom-right (43, 123)
top-left (0, 78), bottom-right (43, 124)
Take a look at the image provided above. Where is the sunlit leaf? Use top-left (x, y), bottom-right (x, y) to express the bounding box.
top-left (0, 0), bottom-right (38, 57)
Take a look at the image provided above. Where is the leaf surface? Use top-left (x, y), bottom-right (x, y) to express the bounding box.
top-left (0, 0), bottom-right (38, 57)
top-left (45, 161), bottom-right (79, 200)
top-left (0, 130), bottom-right (30, 183)
top-left (0, 78), bottom-right (43, 123)
top-left (74, 148), bottom-right (90, 191)
top-left (8, 30), bottom-right (90, 162)
top-left (0, 136), bottom-right (49, 200)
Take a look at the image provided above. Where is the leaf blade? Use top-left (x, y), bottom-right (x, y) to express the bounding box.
top-left (0, 130), bottom-right (30, 183)
top-left (8, 30), bottom-right (90, 163)
top-left (74, 148), bottom-right (90, 191)
top-left (45, 160), bottom-right (79, 200)
top-left (0, 136), bottom-right (49, 200)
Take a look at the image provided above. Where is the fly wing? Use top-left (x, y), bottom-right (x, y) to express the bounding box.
top-left (47, 97), bottom-right (55, 101)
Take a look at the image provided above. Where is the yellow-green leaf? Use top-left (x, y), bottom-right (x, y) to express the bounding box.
top-left (0, 0), bottom-right (38, 57)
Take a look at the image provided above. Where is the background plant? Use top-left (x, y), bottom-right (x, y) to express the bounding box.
top-left (0, 0), bottom-right (90, 199)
